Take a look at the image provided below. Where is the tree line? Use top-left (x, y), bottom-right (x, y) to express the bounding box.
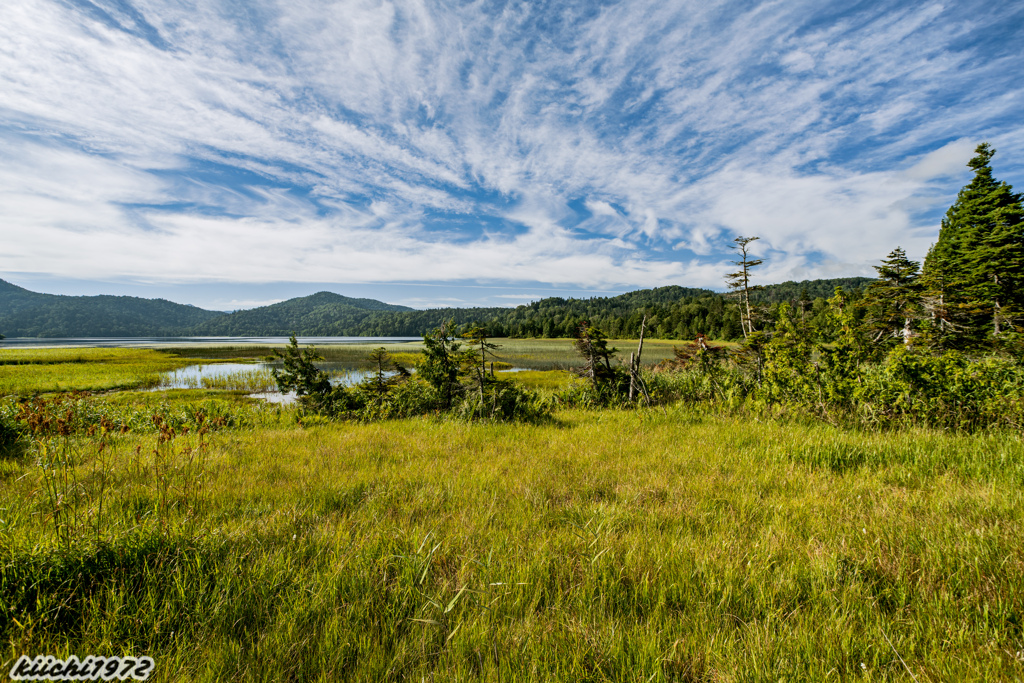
top-left (265, 142), bottom-right (1023, 431)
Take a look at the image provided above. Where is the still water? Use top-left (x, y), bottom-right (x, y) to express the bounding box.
top-left (0, 336), bottom-right (421, 348)
top-left (156, 362), bottom-right (381, 389)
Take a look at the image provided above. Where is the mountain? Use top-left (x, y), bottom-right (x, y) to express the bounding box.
top-left (0, 278), bottom-right (872, 340)
top-left (0, 279), bottom-right (225, 337)
top-left (189, 291), bottom-right (412, 336)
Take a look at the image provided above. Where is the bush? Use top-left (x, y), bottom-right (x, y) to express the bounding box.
top-left (0, 402), bottom-right (25, 456)
top-left (859, 347), bottom-right (1024, 430)
top-left (454, 379), bottom-right (553, 423)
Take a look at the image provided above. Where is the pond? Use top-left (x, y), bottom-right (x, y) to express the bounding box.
top-left (155, 361), bottom-right (535, 403)
top-left (155, 362), bottom-right (383, 391)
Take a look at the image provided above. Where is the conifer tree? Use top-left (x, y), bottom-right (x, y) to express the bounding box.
top-left (861, 247), bottom-right (922, 348)
top-left (725, 236), bottom-right (764, 338)
top-left (923, 143), bottom-right (1024, 344)
top-left (361, 347), bottom-right (409, 407)
top-left (420, 319), bottom-right (468, 409)
top-left (271, 335), bottom-right (330, 397)
top-left (573, 322), bottom-right (618, 388)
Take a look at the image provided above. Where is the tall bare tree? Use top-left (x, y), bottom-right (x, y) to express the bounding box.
top-left (725, 236), bottom-right (764, 339)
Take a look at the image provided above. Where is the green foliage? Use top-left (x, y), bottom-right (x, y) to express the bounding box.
top-left (863, 347), bottom-right (1024, 430)
top-left (418, 320), bottom-right (471, 410)
top-left (923, 143), bottom-right (1024, 345)
top-left (815, 288), bottom-right (869, 407)
top-left (653, 335), bottom-right (738, 403)
top-left (461, 324), bottom-right (500, 389)
top-left (859, 247), bottom-right (923, 349)
top-left (453, 378), bottom-right (552, 423)
top-left (0, 278), bottom-right (223, 338)
top-left (270, 335), bottom-right (331, 398)
top-left (750, 277), bottom-right (873, 304)
top-left (757, 304), bottom-right (819, 407)
top-left (3, 278), bottom-right (873, 341)
top-left (725, 235), bottom-right (764, 337)
top-left (0, 403), bottom-right (24, 456)
top-left (189, 291), bottom-right (412, 336)
top-left (572, 322), bottom-right (621, 388)
top-left (356, 347), bottom-right (410, 408)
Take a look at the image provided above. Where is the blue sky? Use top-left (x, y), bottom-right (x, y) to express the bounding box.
top-left (1, 0), bottom-right (1022, 311)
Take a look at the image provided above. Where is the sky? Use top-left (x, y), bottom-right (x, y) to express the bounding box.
top-left (1, 0), bottom-right (1023, 311)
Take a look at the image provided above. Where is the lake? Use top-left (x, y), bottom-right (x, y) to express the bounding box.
top-left (0, 336), bottom-right (422, 348)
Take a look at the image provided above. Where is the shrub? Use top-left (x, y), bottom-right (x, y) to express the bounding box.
top-left (454, 379), bottom-right (553, 423)
top-left (0, 402), bottom-right (25, 456)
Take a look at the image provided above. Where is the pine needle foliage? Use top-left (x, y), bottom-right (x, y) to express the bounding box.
top-left (923, 143), bottom-right (1024, 345)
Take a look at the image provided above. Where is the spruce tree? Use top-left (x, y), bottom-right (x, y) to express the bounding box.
top-left (420, 319), bottom-right (468, 409)
top-left (573, 322), bottom-right (618, 389)
top-left (861, 247), bottom-right (922, 348)
top-left (922, 143), bottom-right (1024, 345)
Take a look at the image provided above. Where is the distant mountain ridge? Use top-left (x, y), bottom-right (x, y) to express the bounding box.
top-left (189, 291), bottom-right (412, 336)
top-left (0, 277), bottom-right (873, 339)
top-left (0, 279), bottom-right (224, 337)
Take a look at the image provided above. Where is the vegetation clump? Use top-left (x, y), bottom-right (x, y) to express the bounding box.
top-left (269, 325), bottom-right (552, 423)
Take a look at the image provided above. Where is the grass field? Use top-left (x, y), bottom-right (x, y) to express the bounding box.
top-left (1, 346), bottom-right (1022, 681)
top-left (2, 405), bottom-right (1023, 681)
top-left (0, 348), bottom-right (198, 395)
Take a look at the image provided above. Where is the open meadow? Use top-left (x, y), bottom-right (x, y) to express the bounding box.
top-left (1, 345), bottom-right (1022, 681)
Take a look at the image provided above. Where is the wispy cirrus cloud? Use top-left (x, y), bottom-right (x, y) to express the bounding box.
top-left (0, 0), bottom-right (1022, 307)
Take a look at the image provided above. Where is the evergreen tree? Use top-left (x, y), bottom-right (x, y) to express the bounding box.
top-left (271, 335), bottom-right (331, 397)
top-left (420, 319), bottom-right (468, 409)
top-left (573, 322), bottom-right (618, 389)
top-left (360, 347), bottom-right (410, 407)
top-left (923, 143), bottom-right (1024, 344)
top-left (861, 247), bottom-right (922, 348)
top-left (725, 236), bottom-right (764, 338)
top-left (462, 324), bottom-right (500, 392)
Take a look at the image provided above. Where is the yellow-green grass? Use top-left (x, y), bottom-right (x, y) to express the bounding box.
top-left (2, 407), bottom-right (1022, 681)
top-left (164, 343), bottom-right (427, 363)
top-left (494, 369), bottom-right (582, 391)
top-left (162, 338), bottom-right (693, 369)
top-left (0, 349), bottom-right (198, 395)
top-left (157, 367), bottom-right (279, 393)
top-left (101, 388), bottom-right (265, 406)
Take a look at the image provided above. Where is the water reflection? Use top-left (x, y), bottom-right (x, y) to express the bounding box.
top-left (156, 362), bottom-right (379, 391)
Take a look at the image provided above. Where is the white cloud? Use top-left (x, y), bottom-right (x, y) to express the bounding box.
top-left (0, 0), bottom-right (1022, 295)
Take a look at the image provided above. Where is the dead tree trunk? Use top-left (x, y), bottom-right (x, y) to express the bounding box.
top-left (629, 316), bottom-right (650, 405)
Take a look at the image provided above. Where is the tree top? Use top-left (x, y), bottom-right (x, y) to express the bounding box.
top-left (968, 143), bottom-right (994, 172)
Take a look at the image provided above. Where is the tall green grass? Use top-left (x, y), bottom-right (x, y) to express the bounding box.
top-left (2, 406), bottom-right (1022, 680)
top-left (158, 368), bottom-right (279, 393)
top-left (0, 349), bottom-right (196, 395)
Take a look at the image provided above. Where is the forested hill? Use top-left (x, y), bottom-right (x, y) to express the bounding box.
top-left (183, 280), bottom-right (872, 340)
top-left (751, 277), bottom-right (873, 303)
top-left (0, 279), bottom-right (225, 337)
top-left (0, 278), bottom-right (872, 340)
top-left (188, 291), bottom-right (412, 336)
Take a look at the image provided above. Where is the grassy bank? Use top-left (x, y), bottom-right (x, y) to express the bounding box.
top-left (2, 405), bottom-right (1022, 681)
top-left (0, 349), bottom-right (198, 395)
